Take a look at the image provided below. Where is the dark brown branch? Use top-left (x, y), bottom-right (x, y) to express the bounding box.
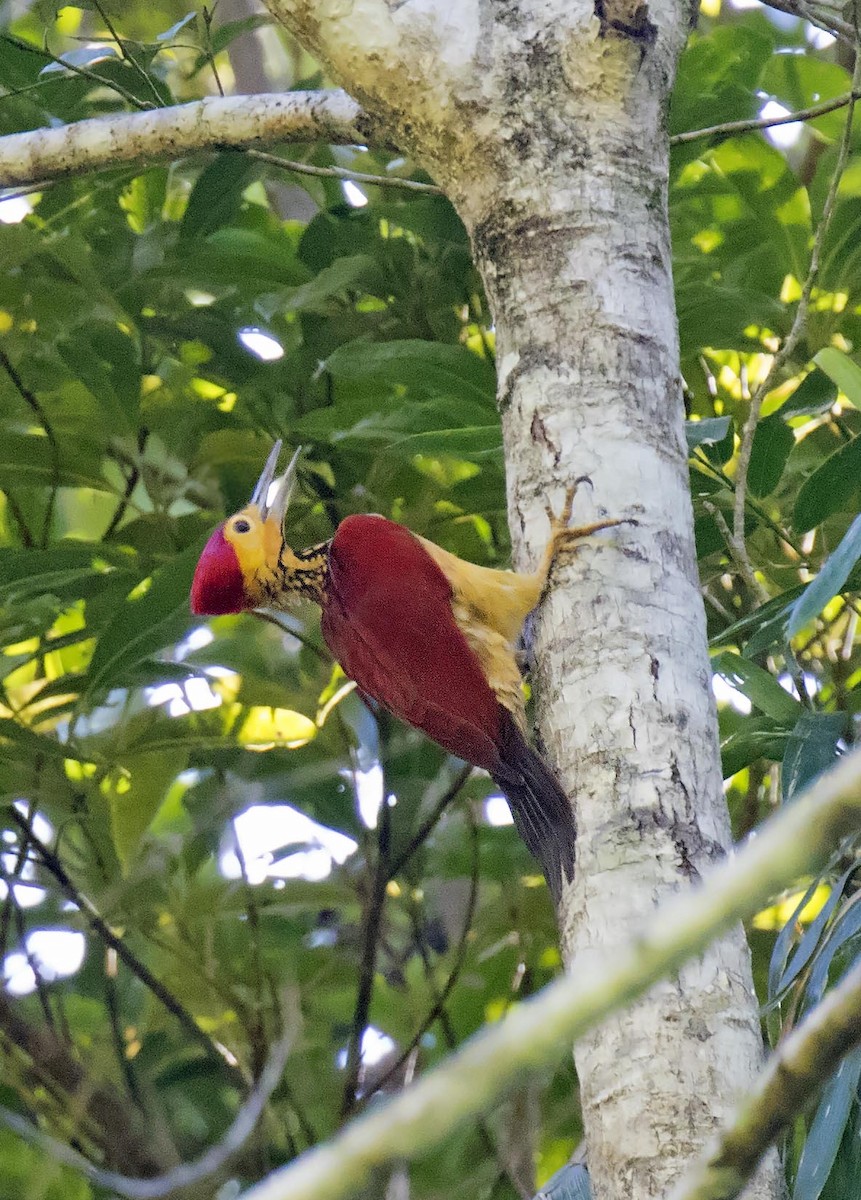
top-left (0, 346), bottom-right (59, 547)
top-left (0, 991), bottom-right (174, 1177)
top-left (340, 794), bottom-right (392, 1118)
top-left (386, 763), bottom-right (473, 881)
top-left (8, 809), bottom-right (249, 1094)
top-left (0, 1021), bottom-right (296, 1199)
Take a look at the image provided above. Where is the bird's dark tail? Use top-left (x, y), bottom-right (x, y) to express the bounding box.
top-left (491, 708), bottom-right (576, 904)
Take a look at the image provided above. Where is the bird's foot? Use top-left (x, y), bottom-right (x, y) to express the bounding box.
top-left (546, 478), bottom-right (633, 558)
top-left (544, 476), bottom-right (591, 534)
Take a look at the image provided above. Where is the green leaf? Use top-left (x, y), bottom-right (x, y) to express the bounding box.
top-left (205, 14), bottom-right (273, 57)
top-left (180, 154), bottom-right (256, 240)
top-left (0, 545), bottom-right (136, 602)
top-left (803, 895), bottom-right (861, 1016)
top-left (793, 1047), bottom-right (861, 1200)
top-left (388, 426), bottom-right (503, 461)
top-left (685, 417), bottom-right (732, 451)
top-left (794, 434), bottom-right (861, 532)
top-left (325, 339), bottom-right (496, 406)
top-left (712, 652), bottom-right (803, 723)
top-left (781, 712), bottom-right (846, 802)
top-left (0, 431), bottom-right (111, 492)
top-left (106, 749), bottom-right (188, 870)
top-left (711, 586), bottom-right (804, 657)
top-left (85, 538), bottom-right (205, 697)
top-left (720, 718), bottom-right (787, 778)
top-left (283, 256), bottom-right (383, 313)
top-left (747, 412), bottom-right (794, 497)
top-left (0, 718), bottom-right (90, 764)
top-left (814, 348), bottom-right (861, 408)
top-left (780, 369), bottom-right (838, 419)
top-left (773, 865), bottom-right (858, 1000)
top-left (788, 515), bottom-right (861, 637)
top-left (56, 323), bottom-right (140, 432)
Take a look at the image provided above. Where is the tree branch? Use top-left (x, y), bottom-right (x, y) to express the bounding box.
top-left (670, 958), bottom-right (861, 1200)
top-left (235, 743), bottom-right (861, 1200)
top-left (246, 148), bottom-right (442, 194)
top-left (0, 90), bottom-right (375, 188)
top-left (0, 1020), bottom-right (296, 1199)
top-left (340, 794), bottom-right (391, 1118)
top-left (9, 809), bottom-right (248, 1093)
top-left (671, 89), bottom-right (861, 146)
top-left (757, 0), bottom-right (856, 41)
top-left (0, 991), bottom-right (175, 1178)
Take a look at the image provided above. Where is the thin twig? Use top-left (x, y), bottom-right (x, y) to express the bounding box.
top-left (246, 148), bottom-right (443, 195)
top-left (199, 5), bottom-right (226, 98)
top-left (1, 33), bottom-right (155, 112)
top-left (671, 89), bottom-right (861, 146)
top-left (0, 346), bottom-right (59, 548)
top-left (731, 54), bottom-right (861, 597)
top-left (340, 796), bottom-right (392, 1118)
top-left (0, 1020), bottom-right (296, 1199)
top-left (365, 816), bottom-right (480, 1098)
top-left (102, 953), bottom-right (146, 1112)
top-left (8, 809), bottom-right (249, 1094)
top-left (702, 500), bottom-right (766, 600)
top-left (386, 764), bottom-right (473, 881)
top-left (671, 958), bottom-right (861, 1200)
top-left (90, 1), bottom-right (165, 108)
top-left (759, 0), bottom-right (855, 41)
top-left (0, 990), bottom-right (171, 1177)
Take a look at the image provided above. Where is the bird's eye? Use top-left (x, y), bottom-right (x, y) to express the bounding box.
top-left (233, 519), bottom-right (251, 534)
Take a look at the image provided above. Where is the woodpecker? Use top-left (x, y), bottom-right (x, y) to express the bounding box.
top-left (190, 442), bottom-right (624, 901)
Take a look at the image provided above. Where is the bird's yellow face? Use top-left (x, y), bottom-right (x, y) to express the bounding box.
top-left (222, 504), bottom-right (283, 580)
top-left (190, 441), bottom-right (299, 616)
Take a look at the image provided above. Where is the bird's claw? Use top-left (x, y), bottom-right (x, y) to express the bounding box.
top-left (546, 477), bottom-right (591, 533)
top-left (554, 516), bottom-right (629, 551)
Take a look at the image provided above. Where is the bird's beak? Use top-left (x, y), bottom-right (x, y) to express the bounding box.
top-left (251, 440), bottom-right (302, 526)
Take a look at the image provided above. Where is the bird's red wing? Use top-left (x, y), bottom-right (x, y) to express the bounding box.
top-left (321, 515), bottom-right (504, 771)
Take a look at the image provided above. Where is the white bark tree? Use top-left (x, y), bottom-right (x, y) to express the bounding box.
top-left (252, 1), bottom-right (783, 1196)
top-left (0, 1), bottom-right (794, 1196)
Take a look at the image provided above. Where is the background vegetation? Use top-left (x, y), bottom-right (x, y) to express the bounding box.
top-left (1, 2), bottom-right (861, 1196)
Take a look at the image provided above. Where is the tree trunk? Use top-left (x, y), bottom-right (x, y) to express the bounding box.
top-left (263, 0), bottom-right (784, 1195)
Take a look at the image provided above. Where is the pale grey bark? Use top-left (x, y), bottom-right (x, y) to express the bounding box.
top-left (257, 2), bottom-right (783, 1197)
top-left (0, 91), bottom-right (368, 187)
